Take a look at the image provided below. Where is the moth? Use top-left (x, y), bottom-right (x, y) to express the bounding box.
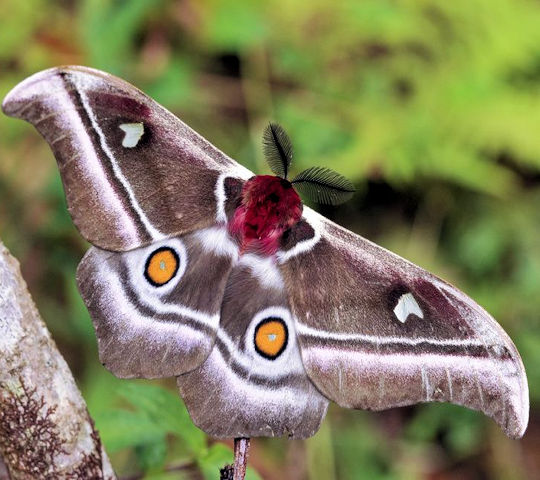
top-left (2, 66), bottom-right (528, 440)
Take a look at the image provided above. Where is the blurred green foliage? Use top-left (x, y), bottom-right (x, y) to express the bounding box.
top-left (1, 0), bottom-right (539, 478)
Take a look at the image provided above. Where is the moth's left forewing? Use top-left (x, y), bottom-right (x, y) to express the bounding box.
top-left (2, 66), bottom-right (252, 251)
top-left (279, 208), bottom-right (529, 439)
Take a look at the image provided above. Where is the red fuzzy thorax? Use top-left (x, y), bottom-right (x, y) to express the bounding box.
top-left (229, 175), bottom-right (302, 255)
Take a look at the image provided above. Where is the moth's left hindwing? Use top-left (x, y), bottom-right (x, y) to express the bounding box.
top-left (2, 66), bottom-right (250, 251)
top-left (76, 226), bottom-right (237, 378)
top-left (280, 209), bottom-right (529, 439)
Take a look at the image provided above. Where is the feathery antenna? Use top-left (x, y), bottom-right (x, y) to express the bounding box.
top-left (291, 166), bottom-right (355, 205)
top-left (262, 123), bottom-right (293, 179)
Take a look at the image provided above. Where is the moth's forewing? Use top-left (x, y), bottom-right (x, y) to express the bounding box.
top-left (282, 208), bottom-right (529, 439)
top-left (2, 66), bottom-right (250, 251)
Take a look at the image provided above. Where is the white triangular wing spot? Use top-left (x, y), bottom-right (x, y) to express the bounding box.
top-left (393, 292), bottom-right (423, 323)
top-left (119, 122), bottom-right (144, 148)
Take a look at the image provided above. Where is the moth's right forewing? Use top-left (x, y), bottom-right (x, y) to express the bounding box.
top-left (280, 208), bottom-right (529, 439)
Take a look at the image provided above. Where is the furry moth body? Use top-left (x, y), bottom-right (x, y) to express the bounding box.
top-left (2, 66), bottom-right (529, 439)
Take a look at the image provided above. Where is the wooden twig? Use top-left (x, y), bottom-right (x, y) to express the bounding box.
top-left (0, 241), bottom-right (116, 479)
top-left (233, 437), bottom-right (251, 480)
top-left (219, 437), bottom-right (251, 480)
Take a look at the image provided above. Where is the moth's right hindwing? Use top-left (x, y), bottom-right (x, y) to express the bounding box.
top-left (77, 226), bottom-right (236, 378)
top-left (177, 254), bottom-right (329, 438)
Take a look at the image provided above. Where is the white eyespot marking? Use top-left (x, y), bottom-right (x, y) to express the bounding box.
top-left (119, 122), bottom-right (144, 148)
top-left (393, 292), bottom-right (423, 323)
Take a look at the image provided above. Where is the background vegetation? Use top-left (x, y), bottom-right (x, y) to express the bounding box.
top-left (1, 0), bottom-right (539, 478)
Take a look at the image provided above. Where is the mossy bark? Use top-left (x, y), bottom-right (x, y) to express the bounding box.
top-left (0, 242), bottom-right (115, 479)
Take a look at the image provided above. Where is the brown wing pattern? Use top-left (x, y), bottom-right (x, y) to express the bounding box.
top-left (3, 67), bottom-right (528, 440)
top-left (280, 208), bottom-right (529, 439)
top-left (2, 66), bottom-right (251, 251)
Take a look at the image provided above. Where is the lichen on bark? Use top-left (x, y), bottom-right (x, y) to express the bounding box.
top-left (0, 380), bottom-right (66, 477)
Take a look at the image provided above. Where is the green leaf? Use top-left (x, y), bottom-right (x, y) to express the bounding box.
top-left (135, 437), bottom-right (168, 472)
top-left (80, 0), bottom-right (164, 73)
top-left (198, 443), bottom-right (262, 480)
top-left (142, 473), bottom-right (190, 480)
top-left (406, 404), bottom-right (483, 456)
top-left (197, 443), bottom-right (233, 480)
top-left (94, 409), bottom-right (166, 452)
top-left (0, 0), bottom-right (46, 58)
top-left (306, 419), bottom-right (336, 480)
top-left (117, 382), bottom-right (206, 454)
top-left (203, 1), bottom-right (268, 51)
top-left (145, 58), bottom-right (194, 110)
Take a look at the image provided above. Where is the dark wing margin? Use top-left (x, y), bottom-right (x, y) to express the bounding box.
top-left (279, 208), bottom-right (529, 439)
top-left (2, 66), bottom-right (251, 251)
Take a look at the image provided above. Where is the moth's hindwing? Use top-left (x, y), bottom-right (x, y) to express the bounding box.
top-left (280, 208), bottom-right (529, 439)
top-left (2, 66), bottom-right (251, 251)
top-left (76, 225), bottom-right (238, 378)
top-left (177, 252), bottom-right (329, 439)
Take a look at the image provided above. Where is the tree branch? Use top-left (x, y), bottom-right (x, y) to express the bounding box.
top-left (0, 241), bottom-right (116, 479)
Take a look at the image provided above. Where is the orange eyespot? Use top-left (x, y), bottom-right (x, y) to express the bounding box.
top-left (254, 318), bottom-right (288, 359)
top-left (144, 247), bottom-right (179, 286)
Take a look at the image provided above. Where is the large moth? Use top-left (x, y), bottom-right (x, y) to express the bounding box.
top-left (2, 66), bottom-right (528, 441)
